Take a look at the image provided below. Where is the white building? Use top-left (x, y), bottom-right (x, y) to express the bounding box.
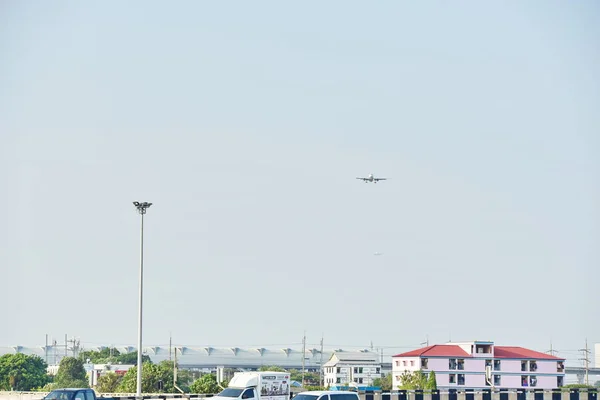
top-left (323, 350), bottom-right (381, 387)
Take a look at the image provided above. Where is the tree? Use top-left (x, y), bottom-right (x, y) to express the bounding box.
top-left (190, 374), bottom-right (220, 394)
top-left (562, 384), bottom-right (595, 389)
top-left (373, 374), bottom-right (392, 391)
top-left (289, 370), bottom-right (320, 386)
top-left (117, 361), bottom-right (174, 393)
top-left (79, 348), bottom-right (121, 364)
top-left (426, 371), bottom-right (437, 391)
top-left (398, 370), bottom-right (427, 390)
top-left (115, 351), bottom-right (152, 365)
top-left (0, 354), bottom-right (49, 391)
top-left (259, 366), bottom-right (287, 372)
top-left (54, 357), bottom-right (89, 388)
top-left (96, 372), bottom-right (122, 393)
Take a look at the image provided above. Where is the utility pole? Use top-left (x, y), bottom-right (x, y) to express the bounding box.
top-left (65, 334), bottom-right (68, 357)
top-left (319, 336), bottom-right (324, 388)
top-left (169, 333), bottom-right (172, 361)
top-left (579, 338), bottom-right (590, 385)
top-left (301, 332), bottom-right (306, 387)
top-left (546, 341), bottom-right (558, 356)
top-left (45, 334), bottom-right (48, 365)
top-left (133, 201), bottom-right (152, 399)
top-left (67, 337), bottom-right (81, 358)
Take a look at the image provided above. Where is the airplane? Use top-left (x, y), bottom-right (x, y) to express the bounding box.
top-left (356, 173), bottom-right (387, 183)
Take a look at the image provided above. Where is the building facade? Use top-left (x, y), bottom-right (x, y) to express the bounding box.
top-left (323, 350), bottom-right (382, 387)
top-left (392, 341), bottom-right (565, 390)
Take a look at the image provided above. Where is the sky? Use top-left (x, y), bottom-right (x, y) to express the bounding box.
top-left (0, 1), bottom-right (598, 367)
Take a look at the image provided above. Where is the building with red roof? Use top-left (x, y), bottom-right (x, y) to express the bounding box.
top-left (391, 341), bottom-right (565, 390)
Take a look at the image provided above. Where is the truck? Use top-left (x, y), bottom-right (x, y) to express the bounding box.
top-left (213, 371), bottom-right (290, 400)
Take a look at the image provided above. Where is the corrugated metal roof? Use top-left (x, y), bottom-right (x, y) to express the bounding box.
top-left (393, 345), bottom-right (470, 358)
top-left (494, 346), bottom-right (564, 360)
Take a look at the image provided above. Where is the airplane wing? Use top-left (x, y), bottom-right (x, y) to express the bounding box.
top-left (374, 178), bottom-right (387, 181)
top-left (356, 177), bottom-right (368, 181)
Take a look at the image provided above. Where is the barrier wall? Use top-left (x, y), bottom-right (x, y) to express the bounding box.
top-left (0, 390), bottom-right (597, 400)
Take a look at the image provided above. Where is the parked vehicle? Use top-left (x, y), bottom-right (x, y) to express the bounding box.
top-left (213, 372), bottom-right (290, 400)
top-left (43, 389), bottom-right (105, 400)
top-left (292, 391), bottom-right (360, 400)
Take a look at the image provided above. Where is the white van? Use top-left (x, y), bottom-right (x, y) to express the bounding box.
top-left (213, 372), bottom-right (291, 400)
top-left (293, 391), bottom-right (360, 400)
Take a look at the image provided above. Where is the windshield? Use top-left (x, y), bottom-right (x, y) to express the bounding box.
top-left (218, 388), bottom-right (244, 398)
top-left (293, 396), bottom-right (319, 400)
top-left (45, 391), bottom-right (75, 400)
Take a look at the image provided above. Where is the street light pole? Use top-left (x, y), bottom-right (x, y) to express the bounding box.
top-left (133, 201), bottom-right (152, 399)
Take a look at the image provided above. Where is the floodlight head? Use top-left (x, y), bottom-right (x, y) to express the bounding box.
top-left (133, 201), bottom-right (152, 214)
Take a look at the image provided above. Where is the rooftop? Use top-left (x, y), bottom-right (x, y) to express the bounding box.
top-left (393, 344), bottom-right (565, 360)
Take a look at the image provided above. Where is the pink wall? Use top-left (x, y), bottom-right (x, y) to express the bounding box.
top-left (426, 358), bottom-right (451, 371)
top-left (499, 375), bottom-right (522, 389)
top-left (392, 356), bottom-right (564, 389)
top-left (536, 361), bottom-right (561, 374)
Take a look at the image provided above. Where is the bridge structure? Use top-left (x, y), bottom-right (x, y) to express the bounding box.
top-left (564, 366), bottom-right (600, 384)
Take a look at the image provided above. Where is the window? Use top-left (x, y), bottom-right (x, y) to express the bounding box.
top-left (530, 361), bottom-right (537, 372)
top-left (449, 374), bottom-right (456, 384)
top-left (376, 367), bottom-right (380, 374)
top-left (493, 360), bottom-right (501, 371)
top-left (521, 376), bottom-right (528, 387)
top-left (485, 359), bottom-right (492, 368)
top-left (353, 378), bottom-right (358, 383)
top-left (530, 376), bottom-right (537, 387)
top-left (242, 390), bottom-right (255, 399)
top-left (476, 345), bottom-right (492, 354)
top-left (457, 374), bottom-right (465, 385)
top-left (557, 362), bottom-right (564, 372)
top-left (449, 359), bottom-right (457, 370)
top-left (395, 361), bottom-right (399, 367)
top-left (521, 361), bottom-right (527, 372)
top-left (337, 367), bottom-right (341, 373)
top-left (358, 378), bottom-right (363, 384)
top-left (74, 393), bottom-right (85, 400)
top-left (336, 378), bottom-right (341, 384)
top-left (403, 361), bottom-right (407, 366)
top-left (457, 359), bottom-right (465, 370)
top-left (359, 367), bottom-right (363, 373)
top-left (318, 396), bottom-right (329, 400)
top-left (557, 376), bottom-right (564, 387)
top-left (84, 392), bottom-right (94, 400)
top-left (494, 375), bottom-right (501, 386)
top-left (410, 360), bottom-right (414, 366)
top-left (354, 367), bottom-right (358, 373)
top-left (395, 375), bottom-right (401, 381)
top-left (421, 358), bottom-right (428, 369)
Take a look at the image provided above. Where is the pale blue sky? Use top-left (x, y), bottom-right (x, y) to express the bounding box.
top-left (1, 1), bottom-right (598, 365)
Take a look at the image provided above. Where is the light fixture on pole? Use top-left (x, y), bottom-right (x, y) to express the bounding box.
top-left (133, 201), bottom-right (152, 399)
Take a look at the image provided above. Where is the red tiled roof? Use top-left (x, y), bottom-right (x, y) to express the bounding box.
top-left (393, 345), bottom-right (471, 358)
top-left (494, 346), bottom-right (564, 360)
